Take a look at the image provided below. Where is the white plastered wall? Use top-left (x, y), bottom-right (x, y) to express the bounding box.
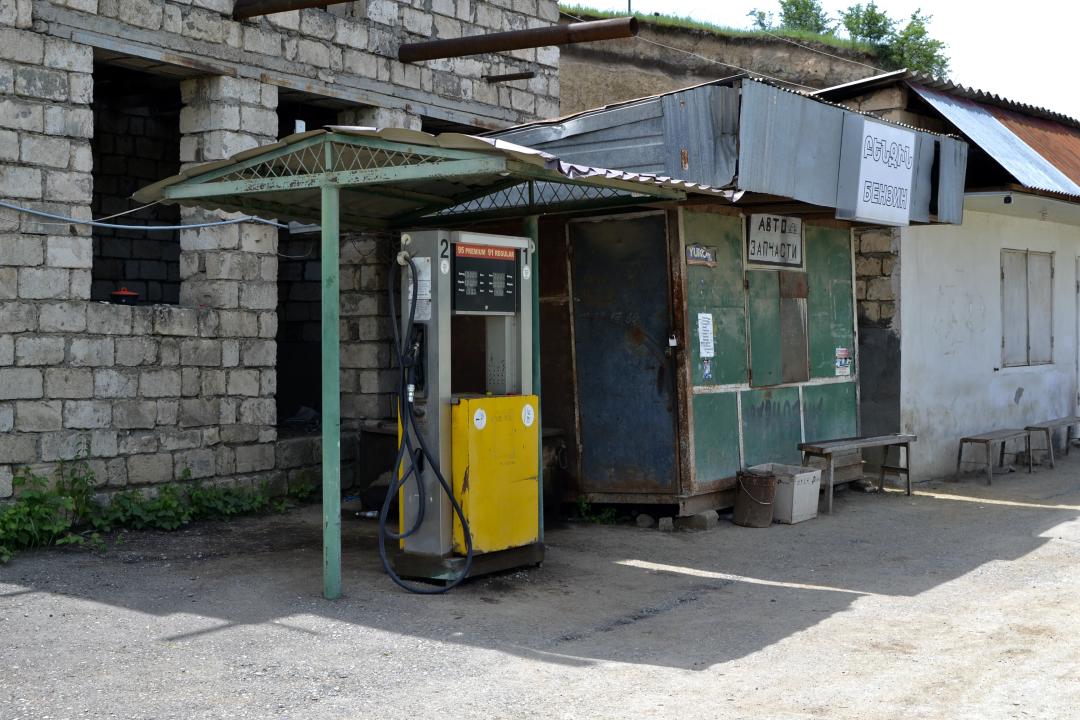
top-left (900, 197), bottom-right (1080, 480)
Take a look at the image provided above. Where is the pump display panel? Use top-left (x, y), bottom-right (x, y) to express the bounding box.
top-left (452, 243), bottom-right (519, 314)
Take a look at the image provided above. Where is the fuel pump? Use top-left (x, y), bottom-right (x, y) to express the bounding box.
top-left (379, 230), bottom-right (543, 593)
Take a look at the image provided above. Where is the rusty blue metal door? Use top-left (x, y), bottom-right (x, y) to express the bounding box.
top-left (570, 214), bottom-right (677, 494)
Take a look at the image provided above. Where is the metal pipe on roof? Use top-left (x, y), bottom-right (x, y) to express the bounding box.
top-left (398, 18), bottom-right (639, 63)
top-left (233, 0), bottom-right (350, 20)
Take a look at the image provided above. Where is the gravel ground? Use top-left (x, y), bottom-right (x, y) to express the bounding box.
top-left (3, 459), bottom-right (1080, 720)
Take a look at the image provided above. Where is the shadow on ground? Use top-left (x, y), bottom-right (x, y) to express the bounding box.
top-left (3, 456), bottom-right (1080, 674)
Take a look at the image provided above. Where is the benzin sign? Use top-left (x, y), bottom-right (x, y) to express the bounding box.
top-left (837, 116), bottom-right (917, 226)
top-left (747, 214), bottom-right (803, 268)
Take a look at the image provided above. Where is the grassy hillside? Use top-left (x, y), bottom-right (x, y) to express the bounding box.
top-left (559, 4), bottom-right (884, 58)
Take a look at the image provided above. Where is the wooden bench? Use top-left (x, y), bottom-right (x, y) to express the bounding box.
top-left (799, 434), bottom-right (916, 514)
top-left (956, 429), bottom-right (1030, 485)
top-left (1025, 416), bottom-right (1080, 469)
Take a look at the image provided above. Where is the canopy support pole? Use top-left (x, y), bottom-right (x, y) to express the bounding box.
top-left (321, 182), bottom-right (342, 600)
top-left (524, 215), bottom-right (543, 542)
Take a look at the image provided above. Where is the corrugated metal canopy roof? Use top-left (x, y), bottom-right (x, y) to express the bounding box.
top-left (135, 127), bottom-right (733, 228)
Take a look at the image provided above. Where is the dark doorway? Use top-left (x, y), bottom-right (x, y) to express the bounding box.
top-left (90, 62), bottom-right (181, 303)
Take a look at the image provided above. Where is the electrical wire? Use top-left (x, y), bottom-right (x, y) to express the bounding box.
top-left (377, 251), bottom-right (475, 594)
top-left (0, 199), bottom-right (286, 231)
top-left (93, 199), bottom-right (165, 222)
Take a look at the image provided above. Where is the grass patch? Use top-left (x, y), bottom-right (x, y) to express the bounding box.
top-left (559, 4), bottom-right (885, 57)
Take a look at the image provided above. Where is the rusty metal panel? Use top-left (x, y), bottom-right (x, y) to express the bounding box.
top-left (570, 214), bottom-right (678, 494)
top-left (910, 83), bottom-right (1080, 195)
top-left (779, 270), bottom-right (808, 298)
top-left (738, 79), bottom-right (846, 208)
top-left (660, 85), bottom-right (738, 187)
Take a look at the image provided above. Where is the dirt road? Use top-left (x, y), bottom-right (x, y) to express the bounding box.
top-left (3, 461), bottom-right (1080, 719)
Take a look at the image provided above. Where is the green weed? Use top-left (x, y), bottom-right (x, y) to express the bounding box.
top-left (1, 450), bottom-right (289, 563)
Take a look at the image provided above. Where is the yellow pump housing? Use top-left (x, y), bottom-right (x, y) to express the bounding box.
top-left (450, 394), bottom-right (539, 554)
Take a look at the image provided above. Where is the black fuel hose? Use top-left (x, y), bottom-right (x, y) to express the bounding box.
top-left (376, 252), bottom-right (474, 594)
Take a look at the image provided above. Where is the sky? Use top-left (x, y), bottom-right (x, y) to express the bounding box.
top-left (570, 0), bottom-right (1080, 120)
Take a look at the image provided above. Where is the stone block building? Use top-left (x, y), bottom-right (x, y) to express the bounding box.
top-left (0, 0), bottom-right (560, 499)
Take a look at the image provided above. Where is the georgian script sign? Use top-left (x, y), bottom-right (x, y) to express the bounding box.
top-left (685, 243), bottom-right (717, 267)
top-left (747, 214), bottom-right (803, 268)
top-left (837, 116), bottom-right (916, 226)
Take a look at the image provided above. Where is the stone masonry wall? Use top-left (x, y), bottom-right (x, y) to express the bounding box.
top-left (854, 226), bottom-right (900, 327)
top-left (40, 0), bottom-right (560, 131)
top-left (0, 0), bottom-right (561, 500)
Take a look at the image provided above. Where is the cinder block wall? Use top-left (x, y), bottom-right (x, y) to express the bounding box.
top-left (0, 0), bottom-right (560, 500)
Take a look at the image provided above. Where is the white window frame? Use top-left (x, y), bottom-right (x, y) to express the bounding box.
top-left (1001, 248), bottom-right (1054, 367)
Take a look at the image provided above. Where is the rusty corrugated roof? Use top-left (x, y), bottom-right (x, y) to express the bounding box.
top-left (816, 70), bottom-right (1080, 130)
top-left (987, 105), bottom-right (1080, 188)
top-left (818, 71), bottom-right (1080, 200)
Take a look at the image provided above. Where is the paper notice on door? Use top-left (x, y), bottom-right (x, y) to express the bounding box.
top-left (835, 346), bottom-right (851, 376)
top-left (697, 312), bottom-right (715, 359)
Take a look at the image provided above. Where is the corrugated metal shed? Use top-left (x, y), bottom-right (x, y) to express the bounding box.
top-left (909, 84), bottom-right (1080, 196)
top-left (495, 76), bottom-right (965, 224)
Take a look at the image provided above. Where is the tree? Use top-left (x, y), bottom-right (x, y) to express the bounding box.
top-left (747, 9), bottom-right (773, 31)
top-left (886, 10), bottom-right (949, 77)
top-left (840, 2), bottom-right (894, 43)
top-left (777, 0), bottom-right (832, 34)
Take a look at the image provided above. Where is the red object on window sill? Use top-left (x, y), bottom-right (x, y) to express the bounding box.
top-left (109, 287), bottom-right (139, 305)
